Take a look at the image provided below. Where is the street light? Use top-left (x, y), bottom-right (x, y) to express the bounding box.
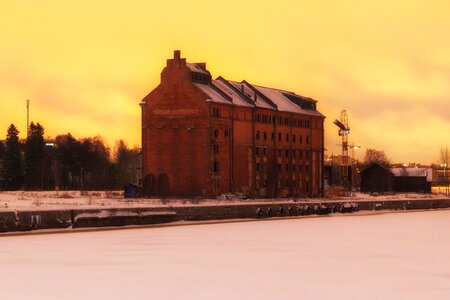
top-left (348, 144), bottom-right (361, 193)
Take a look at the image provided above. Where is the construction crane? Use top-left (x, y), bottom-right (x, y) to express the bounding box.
top-left (333, 110), bottom-right (350, 187)
top-left (335, 143), bottom-right (361, 163)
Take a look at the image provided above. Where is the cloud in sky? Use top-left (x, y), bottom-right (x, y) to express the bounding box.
top-left (0, 0), bottom-right (449, 163)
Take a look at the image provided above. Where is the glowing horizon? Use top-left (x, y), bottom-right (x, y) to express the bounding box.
top-left (1, 0), bottom-right (449, 164)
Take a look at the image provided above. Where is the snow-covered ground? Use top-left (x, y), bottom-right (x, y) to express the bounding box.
top-left (0, 190), bottom-right (448, 211)
top-left (0, 210), bottom-right (449, 300)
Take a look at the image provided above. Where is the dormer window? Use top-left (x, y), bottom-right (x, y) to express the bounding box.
top-left (191, 72), bottom-right (211, 84)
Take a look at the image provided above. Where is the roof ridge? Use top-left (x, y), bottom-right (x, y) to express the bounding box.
top-left (216, 76), bottom-right (255, 106)
top-left (209, 81), bottom-right (232, 102)
top-left (242, 80), bottom-right (278, 109)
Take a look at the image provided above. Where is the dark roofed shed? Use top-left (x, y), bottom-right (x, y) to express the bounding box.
top-left (360, 163), bottom-right (395, 193)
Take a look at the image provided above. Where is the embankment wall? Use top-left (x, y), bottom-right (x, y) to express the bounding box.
top-left (1, 198), bottom-right (449, 233)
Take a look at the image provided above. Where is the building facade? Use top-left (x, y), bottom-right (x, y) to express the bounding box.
top-left (390, 167), bottom-right (432, 193)
top-left (141, 51), bottom-right (325, 198)
top-left (360, 164), bottom-right (432, 193)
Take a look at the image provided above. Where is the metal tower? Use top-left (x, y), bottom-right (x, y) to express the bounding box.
top-left (333, 110), bottom-right (350, 186)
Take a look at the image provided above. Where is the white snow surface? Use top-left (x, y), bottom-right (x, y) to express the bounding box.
top-left (0, 210), bottom-right (449, 300)
top-left (389, 167), bottom-right (433, 182)
top-left (194, 83), bottom-right (231, 105)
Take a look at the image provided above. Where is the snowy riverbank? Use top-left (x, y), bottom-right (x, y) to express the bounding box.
top-left (0, 190), bottom-right (448, 211)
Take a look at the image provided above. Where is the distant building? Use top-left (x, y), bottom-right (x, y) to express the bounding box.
top-left (433, 168), bottom-right (448, 186)
top-left (324, 165), bottom-right (353, 187)
top-left (390, 167), bottom-right (432, 193)
top-left (360, 163), bottom-right (432, 193)
top-left (140, 51), bottom-right (325, 198)
top-left (360, 164), bottom-right (395, 193)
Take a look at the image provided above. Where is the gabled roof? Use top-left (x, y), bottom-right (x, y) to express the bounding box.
top-left (390, 168), bottom-right (433, 182)
top-left (228, 80), bottom-right (276, 110)
top-left (214, 78), bottom-right (254, 107)
top-left (360, 163), bottom-right (393, 174)
top-left (252, 84), bottom-right (313, 114)
top-left (193, 83), bottom-right (231, 105)
top-left (193, 75), bottom-right (324, 116)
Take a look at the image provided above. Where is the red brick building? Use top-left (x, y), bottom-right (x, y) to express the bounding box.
top-left (141, 51), bottom-right (325, 198)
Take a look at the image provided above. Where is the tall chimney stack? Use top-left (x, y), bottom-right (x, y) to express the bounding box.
top-left (174, 50), bottom-right (181, 60)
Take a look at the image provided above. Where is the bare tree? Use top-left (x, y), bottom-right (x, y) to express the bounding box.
top-left (440, 147), bottom-right (449, 195)
top-left (363, 148), bottom-right (390, 167)
top-left (112, 140), bottom-right (141, 187)
top-left (441, 147), bottom-right (449, 166)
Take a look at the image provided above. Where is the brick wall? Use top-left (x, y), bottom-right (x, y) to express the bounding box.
top-left (141, 51), bottom-right (325, 198)
top-left (141, 52), bottom-right (211, 197)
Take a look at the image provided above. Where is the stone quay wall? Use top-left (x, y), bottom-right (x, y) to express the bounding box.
top-left (1, 198), bottom-right (449, 234)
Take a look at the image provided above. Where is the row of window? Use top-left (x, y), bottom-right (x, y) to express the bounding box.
top-left (214, 144), bottom-right (312, 160)
top-left (213, 128), bottom-right (229, 139)
top-left (255, 147), bottom-right (311, 159)
top-left (279, 164), bottom-right (310, 172)
top-left (215, 160), bottom-right (310, 174)
top-left (255, 163), bottom-right (309, 173)
top-left (214, 128), bottom-right (310, 144)
top-left (255, 131), bottom-right (310, 144)
top-left (211, 109), bottom-right (316, 129)
top-left (248, 113), bottom-right (313, 128)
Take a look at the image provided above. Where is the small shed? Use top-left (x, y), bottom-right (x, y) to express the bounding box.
top-left (360, 163), bottom-right (395, 193)
top-left (390, 168), bottom-right (432, 193)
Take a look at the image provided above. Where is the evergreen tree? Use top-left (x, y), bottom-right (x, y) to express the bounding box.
top-left (0, 140), bottom-right (4, 186)
top-left (55, 133), bottom-right (87, 189)
top-left (54, 134), bottom-right (112, 190)
top-left (23, 122), bottom-right (45, 189)
top-left (0, 140), bottom-right (4, 159)
top-left (1, 124), bottom-right (23, 190)
top-left (79, 136), bottom-right (111, 189)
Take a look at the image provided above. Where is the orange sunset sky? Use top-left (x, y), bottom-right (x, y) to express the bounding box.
top-left (1, 0), bottom-right (449, 164)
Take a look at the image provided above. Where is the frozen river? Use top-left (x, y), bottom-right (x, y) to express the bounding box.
top-left (1, 210), bottom-right (450, 300)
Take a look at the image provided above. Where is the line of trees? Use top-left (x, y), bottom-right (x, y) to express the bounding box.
top-left (0, 123), bottom-right (141, 191)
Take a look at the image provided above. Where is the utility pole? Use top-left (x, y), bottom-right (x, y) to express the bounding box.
top-left (26, 99), bottom-right (30, 138)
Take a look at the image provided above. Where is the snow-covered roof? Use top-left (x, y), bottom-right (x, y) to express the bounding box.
top-left (193, 83), bottom-right (231, 105)
top-left (227, 80), bottom-right (275, 110)
top-left (193, 75), bottom-right (324, 116)
top-left (187, 63), bottom-right (210, 75)
top-left (252, 84), bottom-right (324, 117)
top-left (389, 168), bottom-right (433, 182)
top-left (181, 54), bottom-right (324, 116)
top-left (212, 79), bottom-right (253, 108)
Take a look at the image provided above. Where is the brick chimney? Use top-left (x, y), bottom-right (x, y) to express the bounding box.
top-left (174, 50), bottom-right (181, 60)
